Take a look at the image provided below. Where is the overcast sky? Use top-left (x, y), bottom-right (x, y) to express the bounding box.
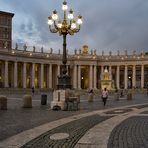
top-left (0, 0), bottom-right (148, 54)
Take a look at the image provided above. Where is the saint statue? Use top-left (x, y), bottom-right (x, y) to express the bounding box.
top-left (23, 43), bottom-right (27, 51)
top-left (33, 46), bottom-right (35, 52)
top-left (82, 45), bottom-right (88, 54)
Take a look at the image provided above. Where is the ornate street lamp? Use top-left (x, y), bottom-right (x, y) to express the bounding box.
top-left (48, 0), bottom-right (83, 89)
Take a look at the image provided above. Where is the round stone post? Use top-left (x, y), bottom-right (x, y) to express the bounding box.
top-left (0, 96), bottom-right (7, 110)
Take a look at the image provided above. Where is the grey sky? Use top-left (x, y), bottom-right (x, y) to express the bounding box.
top-left (0, 0), bottom-right (148, 54)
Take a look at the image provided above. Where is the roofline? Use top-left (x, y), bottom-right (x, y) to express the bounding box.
top-left (0, 11), bottom-right (14, 17)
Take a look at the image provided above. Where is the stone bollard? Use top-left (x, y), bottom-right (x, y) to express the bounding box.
top-left (88, 93), bottom-right (93, 102)
top-left (114, 92), bottom-right (119, 101)
top-left (23, 95), bottom-right (32, 108)
top-left (127, 93), bottom-right (132, 100)
top-left (0, 96), bottom-right (7, 110)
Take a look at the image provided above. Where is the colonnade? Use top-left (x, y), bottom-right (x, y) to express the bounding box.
top-left (2, 61), bottom-right (53, 89)
top-left (102, 64), bottom-right (146, 89)
top-left (0, 60), bottom-right (147, 89)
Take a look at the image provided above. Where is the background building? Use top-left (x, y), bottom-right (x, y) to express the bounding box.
top-left (0, 11), bottom-right (148, 90)
top-left (0, 11), bottom-right (14, 50)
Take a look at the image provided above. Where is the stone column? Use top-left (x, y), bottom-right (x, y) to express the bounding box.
top-left (73, 64), bottom-right (77, 89)
top-left (116, 65), bottom-right (120, 89)
top-left (78, 65), bottom-right (81, 89)
top-left (57, 65), bottom-right (60, 76)
top-left (23, 62), bottom-right (26, 88)
top-left (89, 65), bottom-right (93, 89)
top-left (4, 61), bottom-right (8, 87)
top-left (141, 65), bottom-right (144, 88)
top-left (48, 64), bottom-right (52, 89)
top-left (14, 62), bottom-right (18, 88)
top-left (124, 65), bottom-right (128, 89)
top-left (40, 64), bottom-right (44, 89)
top-left (132, 65), bottom-right (136, 88)
top-left (101, 66), bottom-right (104, 79)
top-left (31, 63), bottom-right (35, 87)
top-left (93, 65), bottom-right (97, 89)
top-left (109, 65), bottom-right (112, 80)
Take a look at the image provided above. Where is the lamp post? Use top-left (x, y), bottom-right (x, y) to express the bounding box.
top-left (48, 0), bottom-right (83, 89)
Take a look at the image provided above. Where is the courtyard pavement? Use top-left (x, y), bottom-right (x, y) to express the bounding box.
top-left (0, 91), bottom-right (148, 148)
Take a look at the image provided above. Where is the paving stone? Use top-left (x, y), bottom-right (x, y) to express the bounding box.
top-left (105, 108), bottom-right (132, 114)
top-left (108, 116), bottom-right (148, 148)
top-left (140, 111), bottom-right (148, 114)
top-left (21, 115), bottom-right (111, 148)
top-left (0, 93), bottom-right (148, 145)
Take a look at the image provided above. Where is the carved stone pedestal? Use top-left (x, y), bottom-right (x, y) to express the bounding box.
top-left (51, 90), bottom-right (71, 110)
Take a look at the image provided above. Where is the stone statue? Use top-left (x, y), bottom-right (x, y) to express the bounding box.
top-left (50, 48), bottom-right (53, 54)
top-left (15, 43), bottom-right (18, 50)
top-left (91, 49), bottom-right (93, 55)
top-left (141, 50), bottom-right (145, 56)
top-left (94, 49), bottom-right (96, 55)
top-left (125, 50), bottom-right (127, 56)
top-left (41, 47), bottom-right (43, 53)
top-left (58, 49), bottom-right (61, 54)
top-left (79, 48), bottom-right (81, 54)
top-left (117, 50), bottom-right (120, 56)
top-left (109, 51), bottom-right (112, 56)
top-left (23, 43), bottom-right (27, 51)
top-left (82, 45), bottom-right (88, 54)
top-left (74, 49), bottom-right (77, 55)
top-left (102, 51), bottom-right (104, 56)
top-left (133, 49), bottom-right (136, 55)
top-left (33, 46), bottom-right (35, 52)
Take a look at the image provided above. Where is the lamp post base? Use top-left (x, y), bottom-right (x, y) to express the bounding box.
top-left (57, 74), bottom-right (71, 89)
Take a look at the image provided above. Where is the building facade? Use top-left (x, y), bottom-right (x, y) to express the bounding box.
top-left (0, 45), bottom-right (148, 90)
top-left (0, 11), bottom-right (14, 50)
top-left (0, 11), bottom-right (147, 90)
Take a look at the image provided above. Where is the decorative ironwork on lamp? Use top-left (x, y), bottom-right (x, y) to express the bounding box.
top-left (48, 0), bottom-right (83, 89)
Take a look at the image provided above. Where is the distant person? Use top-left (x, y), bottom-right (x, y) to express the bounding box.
top-left (101, 88), bottom-right (109, 106)
top-left (88, 89), bottom-right (94, 102)
top-left (89, 89), bottom-right (93, 94)
top-left (32, 86), bottom-right (35, 96)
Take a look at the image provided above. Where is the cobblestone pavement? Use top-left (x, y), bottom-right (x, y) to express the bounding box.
top-left (22, 115), bottom-right (112, 148)
top-left (0, 93), bottom-right (148, 144)
top-left (107, 115), bottom-right (148, 148)
top-left (140, 111), bottom-right (148, 114)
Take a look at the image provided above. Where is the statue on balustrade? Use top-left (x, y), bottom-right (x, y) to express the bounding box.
top-left (23, 43), bottom-right (27, 51)
top-left (82, 45), bottom-right (88, 54)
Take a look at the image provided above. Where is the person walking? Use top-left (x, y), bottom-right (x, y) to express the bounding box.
top-left (88, 89), bottom-right (94, 102)
top-left (32, 86), bottom-right (35, 96)
top-left (101, 88), bottom-right (109, 106)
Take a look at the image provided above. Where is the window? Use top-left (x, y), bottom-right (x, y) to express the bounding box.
top-left (0, 16), bottom-right (7, 25)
